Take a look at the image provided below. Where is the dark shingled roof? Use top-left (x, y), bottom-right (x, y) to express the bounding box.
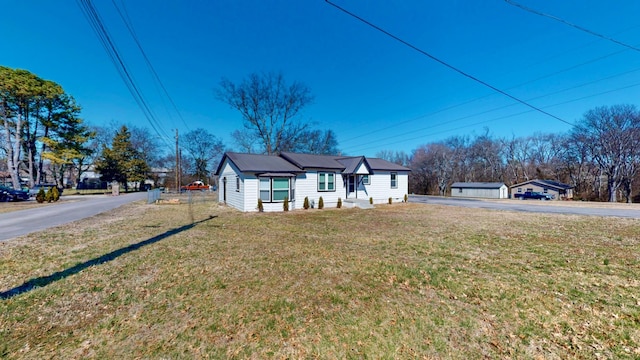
top-left (215, 152), bottom-right (303, 175)
top-left (510, 179), bottom-right (573, 190)
top-left (280, 152), bottom-right (345, 170)
top-left (451, 182), bottom-right (506, 189)
top-left (336, 157), bottom-right (366, 174)
top-left (365, 158), bottom-right (411, 171)
top-left (215, 152), bottom-right (411, 176)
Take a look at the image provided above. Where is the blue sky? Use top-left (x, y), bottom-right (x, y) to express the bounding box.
top-left (3, 1), bottom-right (640, 157)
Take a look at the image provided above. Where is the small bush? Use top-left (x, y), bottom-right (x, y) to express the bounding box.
top-left (283, 197), bottom-right (289, 211)
top-left (404, 194), bottom-right (408, 203)
top-left (36, 188), bottom-right (46, 203)
top-left (337, 197), bottom-right (342, 208)
top-left (45, 187), bottom-right (53, 203)
top-left (369, 197), bottom-right (373, 205)
top-left (318, 196), bottom-right (324, 209)
top-left (51, 187), bottom-right (60, 202)
top-left (303, 196), bottom-right (310, 210)
top-left (388, 197), bottom-right (392, 205)
top-left (258, 198), bottom-right (264, 212)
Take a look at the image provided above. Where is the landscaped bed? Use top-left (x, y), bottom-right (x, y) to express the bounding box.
top-left (1, 199), bottom-right (638, 358)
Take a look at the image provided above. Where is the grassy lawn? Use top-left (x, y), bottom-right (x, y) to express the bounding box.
top-left (1, 198), bottom-right (639, 359)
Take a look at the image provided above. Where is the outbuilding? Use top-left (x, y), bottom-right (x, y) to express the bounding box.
top-left (450, 182), bottom-right (509, 199)
top-left (510, 179), bottom-right (573, 200)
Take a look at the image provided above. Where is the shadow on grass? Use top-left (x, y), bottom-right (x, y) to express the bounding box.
top-left (0, 216), bottom-right (217, 300)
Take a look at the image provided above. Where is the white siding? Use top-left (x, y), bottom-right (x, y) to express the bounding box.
top-left (296, 171), bottom-right (346, 208)
top-left (218, 160), bottom-right (246, 211)
top-left (366, 171), bottom-right (409, 204)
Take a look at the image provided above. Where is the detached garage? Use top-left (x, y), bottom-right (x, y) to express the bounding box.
top-left (451, 182), bottom-right (509, 199)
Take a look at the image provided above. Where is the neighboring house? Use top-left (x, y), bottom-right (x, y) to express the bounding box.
top-left (510, 179), bottom-right (574, 200)
top-left (451, 182), bottom-right (509, 199)
top-left (214, 151), bottom-right (410, 212)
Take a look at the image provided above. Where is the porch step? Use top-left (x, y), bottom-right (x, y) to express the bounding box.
top-left (344, 199), bottom-right (374, 209)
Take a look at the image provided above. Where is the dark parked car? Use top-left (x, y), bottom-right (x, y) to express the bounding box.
top-left (513, 191), bottom-right (554, 200)
top-left (0, 185), bottom-right (30, 202)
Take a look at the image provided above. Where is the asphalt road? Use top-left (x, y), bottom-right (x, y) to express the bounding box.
top-left (0, 192), bottom-right (148, 241)
top-left (409, 195), bottom-right (640, 219)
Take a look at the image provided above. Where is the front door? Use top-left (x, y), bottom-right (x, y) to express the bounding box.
top-left (348, 175), bottom-right (356, 198)
top-left (223, 177), bottom-right (227, 203)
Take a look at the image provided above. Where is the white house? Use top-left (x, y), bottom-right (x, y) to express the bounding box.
top-left (450, 182), bottom-right (509, 199)
top-left (214, 152), bottom-right (410, 212)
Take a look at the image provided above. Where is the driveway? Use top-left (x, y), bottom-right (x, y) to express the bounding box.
top-left (409, 195), bottom-right (640, 219)
top-left (0, 192), bottom-right (148, 241)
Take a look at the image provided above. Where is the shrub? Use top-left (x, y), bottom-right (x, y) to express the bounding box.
top-left (318, 196), bottom-right (324, 209)
top-left (303, 196), bottom-right (310, 210)
top-left (283, 197), bottom-right (289, 211)
top-left (337, 197), bottom-right (342, 208)
top-left (51, 187), bottom-right (60, 202)
top-left (388, 197), bottom-right (392, 205)
top-left (36, 188), bottom-right (46, 203)
top-left (369, 197), bottom-right (373, 205)
top-left (404, 194), bottom-right (408, 203)
top-left (45, 187), bottom-right (53, 203)
top-left (258, 198), bottom-right (264, 212)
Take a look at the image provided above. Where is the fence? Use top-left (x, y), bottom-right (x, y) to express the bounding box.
top-left (147, 189), bottom-right (162, 204)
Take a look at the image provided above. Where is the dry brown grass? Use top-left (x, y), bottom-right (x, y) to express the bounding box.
top-left (1, 198), bottom-right (639, 359)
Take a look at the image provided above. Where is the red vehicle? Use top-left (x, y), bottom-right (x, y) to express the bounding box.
top-left (180, 181), bottom-right (211, 192)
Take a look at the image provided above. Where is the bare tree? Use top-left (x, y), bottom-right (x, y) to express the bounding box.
top-left (182, 128), bottom-right (225, 183)
top-left (217, 72), bottom-right (313, 155)
top-left (572, 104), bottom-right (640, 202)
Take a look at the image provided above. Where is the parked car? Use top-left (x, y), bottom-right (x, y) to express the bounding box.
top-left (0, 185), bottom-right (30, 202)
top-left (513, 191), bottom-right (554, 200)
top-left (180, 181), bottom-right (211, 192)
top-left (28, 184), bottom-right (63, 197)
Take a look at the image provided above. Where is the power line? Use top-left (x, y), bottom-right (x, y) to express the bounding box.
top-left (111, 0), bottom-right (192, 132)
top-left (76, 0), bottom-right (173, 150)
top-left (324, 0), bottom-right (575, 127)
top-left (505, 0), bottom-right (640, 53)
top-left (342, 80), bottom-right (640, 154)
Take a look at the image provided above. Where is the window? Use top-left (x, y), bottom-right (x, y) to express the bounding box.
top-left (236, 176), bottom-right (240, 192)
top-left (517, 188), bottom-right (522, 193)
top-left (318, 172), bottom-right (335, 192)
top-left (272, 178), bottom-right (289, 201)
top-left (361, 175), bottom-right (370, 185)
top-left (543, 188), bottom-right (549, 193)
top-left (390, 172), bottom-right (397, 188)
top-left (259, 178), bottom-right (270, 201)
top-left (258, 177), bottom-right (292, 202)
top-left (458, 188), bottom-right (463, 193)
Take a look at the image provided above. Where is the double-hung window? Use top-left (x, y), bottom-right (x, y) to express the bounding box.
top-left (361, 175), bottom-right (370, 185)
top-left (318, 172), bottom-right (335, 192)
top-left (259, 177), bottom-right (293, 202)
top-left (390, 172), bottom-right (397, 188)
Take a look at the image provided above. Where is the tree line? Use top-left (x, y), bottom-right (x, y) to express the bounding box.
top-left (392, 104), bottom-right (640, 203)
top-left (4, 67), bottom-right (640, 202)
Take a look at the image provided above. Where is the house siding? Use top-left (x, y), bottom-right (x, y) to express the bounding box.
top-left (511, 183), bottom-right (560, 200)
top-left (218, 160), bottom-right (246, 211)
top-left (367, 171), bottom-right (408, 204)
top-left (296, 171), bottom-right (346, 208)
top-left (451, 185), bottom-right (508, 199)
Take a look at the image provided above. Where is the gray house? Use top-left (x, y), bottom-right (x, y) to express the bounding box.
top-left (510, 179), bottom-right (573, 200)
top-left (450, 182), bottom-right (509, 199)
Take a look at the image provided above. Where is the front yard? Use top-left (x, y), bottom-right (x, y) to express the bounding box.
top-left (1, 198), bottom-right (639, 358)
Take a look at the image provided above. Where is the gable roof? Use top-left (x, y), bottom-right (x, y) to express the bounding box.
top-left (451, 182), bottom-right (506, 189)
top-left (216, 151), bottom-right (411, 176)
top-left (510, 179), bottom-right (573, 190)
top-left (214, 152), bottom-right (303, 175)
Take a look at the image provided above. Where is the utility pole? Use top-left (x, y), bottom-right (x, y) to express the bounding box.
top-left (175, 129), bottom-right (180, 192)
